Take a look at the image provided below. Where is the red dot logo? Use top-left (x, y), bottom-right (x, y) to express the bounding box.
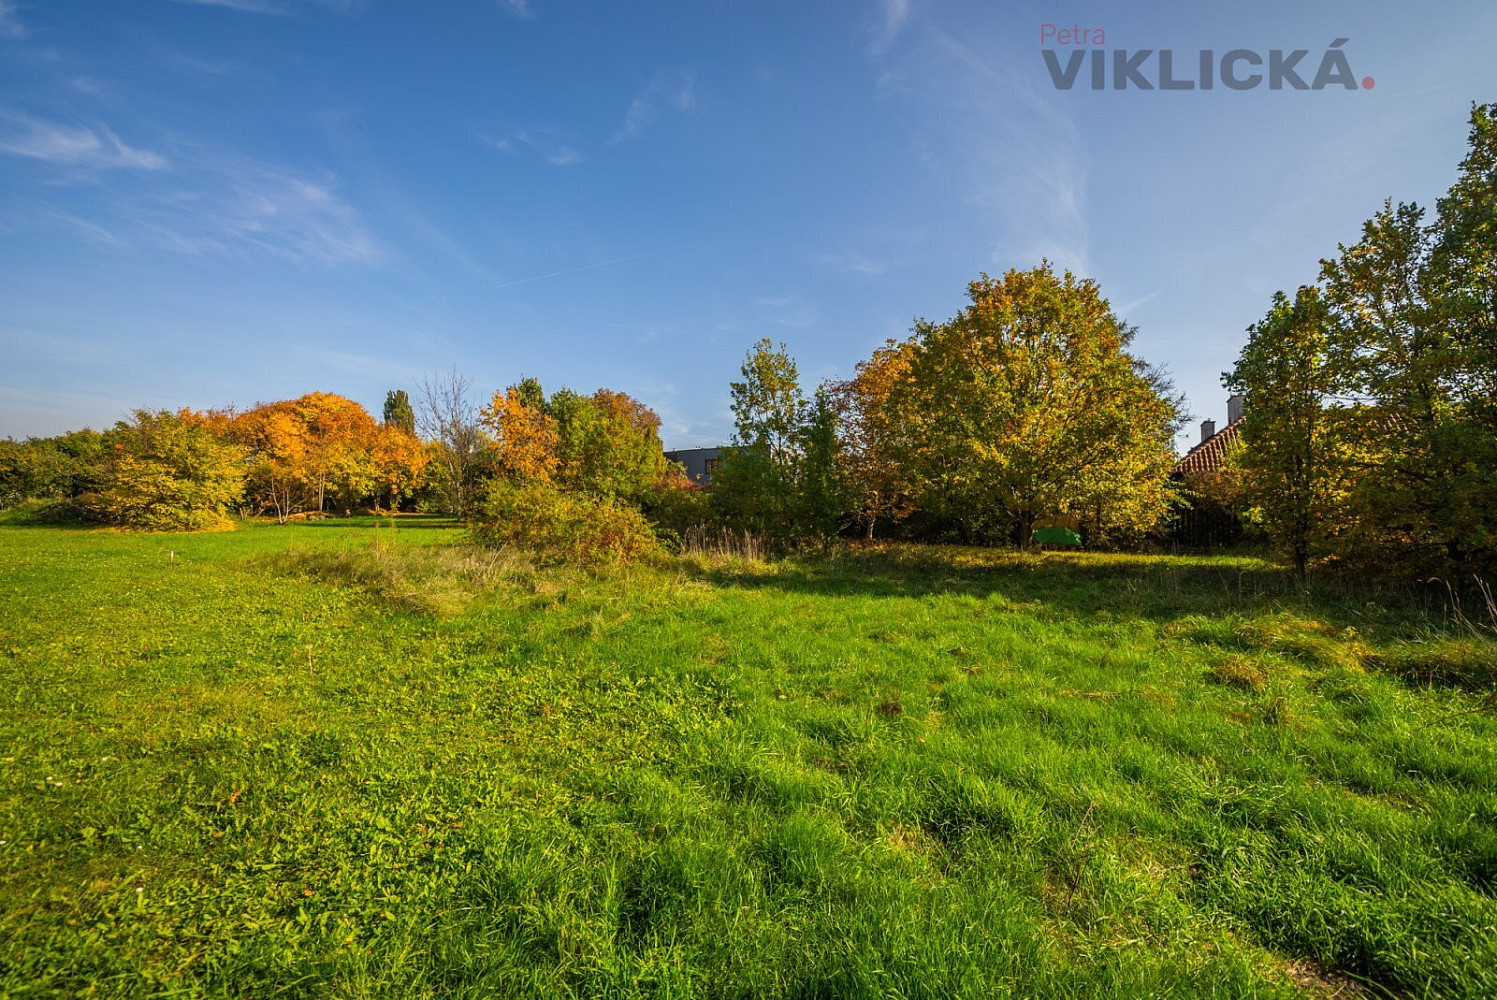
top-left (1362, 76), bottom-right (1376, 90)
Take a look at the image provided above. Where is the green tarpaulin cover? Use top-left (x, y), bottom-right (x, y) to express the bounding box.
top-left (1032, 526), bottom-right (1083, 547)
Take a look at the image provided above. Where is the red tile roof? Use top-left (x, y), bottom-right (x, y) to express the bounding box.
top-left (1174, 418), bottom-right (1243, 475)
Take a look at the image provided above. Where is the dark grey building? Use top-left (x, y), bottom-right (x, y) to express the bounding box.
top-left (664, 447), bottom-right (723, 484)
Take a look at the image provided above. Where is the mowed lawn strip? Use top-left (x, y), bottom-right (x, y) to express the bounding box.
top-left (1, 514), bottom-right (1494, 998)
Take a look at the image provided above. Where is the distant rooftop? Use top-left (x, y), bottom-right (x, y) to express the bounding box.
top-left (1175, 418), bottom-right (1242, 475)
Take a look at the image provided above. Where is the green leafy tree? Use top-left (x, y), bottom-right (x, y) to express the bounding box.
top-left (382, 390), bottom-right (416, 435)
top-left (85, 410), bottom-right (245, 530)
top-left (1316, 201), bottom-right (1459, 570)
top-left (1434, 103), bottom-right (1497, 409)
top-left (795, 385), bottom-right (852, 547)
top-left (1283, 102), bottom-right (1497, 577)
top-left (1225, 287), bottom-right (1340, 578)
top-left (1429, 102), bottom-right (1497, 571)
top-left (713, 339), bottom-right (808, 535)
top-left (548, 388), bottom-right (671, 501)
top-left (887, 265), bottom-right (1179, 546)
top-left (0, 430), bottom-right (105, 509)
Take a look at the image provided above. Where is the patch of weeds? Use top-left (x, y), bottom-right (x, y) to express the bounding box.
top-left (1212, 656), bottom-right (1268, 693)
top-left (1260, 694), bottom-right (1291, 727)
top-left (1366, 637), bottom-right (1497, 691)
top-left (260, 540), bottom-right (534, 615)
top-left (1170, 612), bottom-right (1371, 672)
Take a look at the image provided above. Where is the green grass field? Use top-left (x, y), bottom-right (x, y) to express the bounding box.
top-left (2, 513), bottom-right (1494, 998)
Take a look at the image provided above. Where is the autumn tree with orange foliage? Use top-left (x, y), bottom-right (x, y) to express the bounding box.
top-left (228, 403), bottom-right (308, 522)
top-left (480, 378), bottom-right (560, 484)
top-left (228, 392), bottom-right (426, 521)
top-left (480, 378), bottom-right (671, 501)
top-left (370, 424), bottom-right (430, 511)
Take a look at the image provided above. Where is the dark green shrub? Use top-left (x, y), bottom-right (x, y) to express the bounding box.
top-left (641, 483), bottom-right (713, 538)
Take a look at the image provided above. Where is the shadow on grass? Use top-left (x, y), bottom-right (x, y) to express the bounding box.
top-left (696, 545), bottom-right (1497, 693)
top-left (697, 543), bottom-right (1464, 632)
top-left (0, 502), bottom-right (103, 531)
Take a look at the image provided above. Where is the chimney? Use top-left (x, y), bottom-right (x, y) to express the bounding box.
top-left (1200, 419), bottom-right (1216, 444)
top-left (1227, 393), bottom-right (1245, 424)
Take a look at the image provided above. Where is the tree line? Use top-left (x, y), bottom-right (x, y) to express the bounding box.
top-left (709, 263), bottom-right (1184, 550)
top-left (0, 257), bottom-right (1188, 560)
top-left (0, 392), bottom-right (428, 530)
top-left (1218, 102), bottom-right (1496, 581)
top-left (3, 102), bottom-right (1490, 582)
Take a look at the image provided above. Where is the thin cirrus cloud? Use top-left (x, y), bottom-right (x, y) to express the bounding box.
top-left (4, 198), bottom-right (127, 246)
top-left (131, 155), bottom-right (383, 266)
top-left (0, 0), bottom-right (26, 39)
top-left (863, 6), bottom-right (1092, 274)
top-left (167, 0), bottom-right (290, 13)
top-left (889, 22), bottom-right (1092, 276)
top-left (0, 113), bottom-right (381, 267)
top-left (483, 128), bottom-right (583, 167)
top-left (816, 248), bottom-right (891, 276)
top-left (869, 0), bottom-right (911, 55)
top-left (495, 0), bottom-right (533, 20)
top-left (0, 113), bottom-right (168, 170)
top-left (613, 70), bottom-right (696, 142)
top-left (165, 0), bottom-right (366, 15)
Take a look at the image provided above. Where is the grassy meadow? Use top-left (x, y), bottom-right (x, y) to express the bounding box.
top-left (1, 512), bottom-right (1495, 998)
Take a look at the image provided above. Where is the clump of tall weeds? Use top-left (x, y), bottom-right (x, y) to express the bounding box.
top-left (264, 537), bottom-right (533, 615)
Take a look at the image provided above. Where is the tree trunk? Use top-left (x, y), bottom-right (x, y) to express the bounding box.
top-left (1016, 514), bottom-right (1035, 550)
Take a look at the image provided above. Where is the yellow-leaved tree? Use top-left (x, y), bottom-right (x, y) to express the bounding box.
top-left (85, 410), bottom-right (245, 531)
top-left (875, 264), bottom-right (1181, 546)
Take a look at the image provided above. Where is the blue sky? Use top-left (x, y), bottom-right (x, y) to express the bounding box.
top-left (2, 0), bottom-right (1493, 449)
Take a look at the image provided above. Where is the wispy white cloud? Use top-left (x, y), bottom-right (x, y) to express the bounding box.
top-left (7, 130), bottom-right (381, 266)
top-left (0, 113), bottom-right (167, 170)
top-left (162, 51), bottom-right (249, 75)
top-left (868, 0), bottom-right (911, 55)
top-left (166, 0), bottom-right (365, 14)
top-left (0, 1), bottom-right (26, 39)
top-left (493, 251), bottom-right (657, 290)
top-left (816, 249), bottom-right (890, 276)
top-left (495, 0), bottom-right (533, 20)
top-left (303, 347), bottom-right (425, 383)
top-left (137, 156), bottom-right (382, 265)
top-left (898, 24), bottom-right (1091, 275)
top-left (168, 0), bottom-right (290, 13)
top-left (483, 128), bottom-right (583, 166)
top-left (613, 70), bottom-right (696, 142)
top-left (69, 76), bottom-right (112, 98)
top-left (3, 198), bottom-right (126, 246)
top-left (603, 320), bottom-right (668, 344)
top-left (1116, 291), bottom-right (1161, 316)
top-left (752, 295), bottom-right (818, 329)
